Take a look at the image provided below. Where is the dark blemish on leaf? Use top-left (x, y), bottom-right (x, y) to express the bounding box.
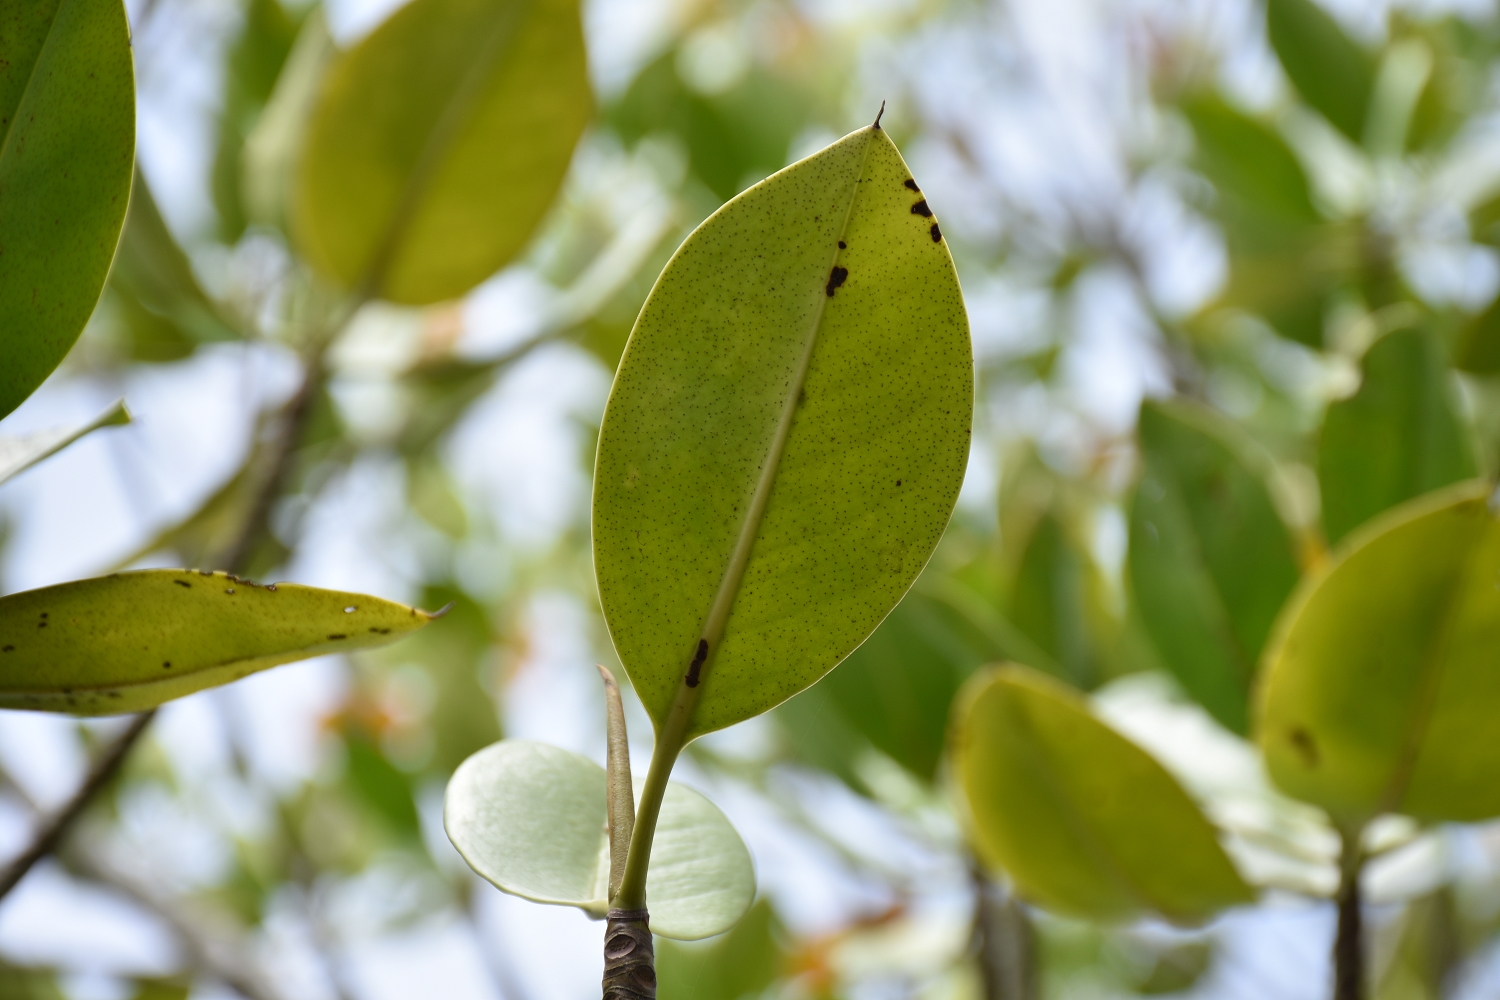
top-left (931, 223), bottom-right (942, 242)
top-left (369, 627), bottom-right (390, 635)
top-left (1290, 727), bottom-right (1319, 768)
top-left (873, 100), bottom-right (885, 129)
top-left (37, 622), bottom-right (46, 629)
top-left (163, 662), bottom-right (171, 669)
top-left (896, 479), bottom-right (902, 486)
top-left (327, 634), bottom-right (346, 640)
top-left (199, 569), bottom-right (213, 576)
top-left (911, 200), bottom-right (932, 217)
top-left (826, 266), bottom-right (849, 297)
top-left (174, 580), bottom-right (191, 588)
top-left (838, 241), bottom-right (847, 249)
top-left (685, 639), bottom-right (709, 687)
top-left (107, 691), bottom-right (120, 698)
top-left (904, 179), bottom-right (920, 192)
top-left (1, 646), bottom-right (11, 653)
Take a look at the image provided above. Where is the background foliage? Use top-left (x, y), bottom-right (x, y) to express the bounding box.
top-left (12, 0), bottom-right (1500, 997)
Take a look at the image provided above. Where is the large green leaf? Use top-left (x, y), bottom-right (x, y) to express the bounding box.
top-left (1258, 482), bottom-right (1500, 824)
top-left (444, 740), bottom-right (754, 940)
top-left (0, 570), bottom-right (435, 714)
top-left (593, 123), bottom-right (972, 740)
top-left (952, 665), bottom-right (1253, 924)
top-left (1008, 512), bottom-right (1103, 691)
top-left (0, 399), bottom-right (129, 488)
top-left (1127, 400), bottom-right (1301, 735)
top-left (0, 0), bottom-right (135, 418)
top-left (293, 0), bottom-right (591, 304)
top-left (1181, 94), bottom-right (1319, 231)
top-left (1319, 327), bottom-right (1476, 545)
top-left (1265, 0), bottom-right (1376, 144)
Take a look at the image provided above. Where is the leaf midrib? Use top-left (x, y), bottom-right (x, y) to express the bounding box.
top-left (0, 0), bottom-right (69, 174)
top-left (686, 127), bottom-right (879, 686)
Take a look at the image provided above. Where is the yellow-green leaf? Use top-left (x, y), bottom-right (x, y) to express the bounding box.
top-left (0, 399), bottom-right (130, 488)
top-left (1318, 327), bottom-right (1476, 545)
top-left (1258, 482), bottom-right (1500, 824)
top-left (952, 665), bottom-right (1253, 924)
top-left (592, 123), bottom-right (972, 741)
top-left (0, 570), bottom-right (435, 714)
top-left (293, 0), bottom-right (591, 304)
top-left (0, 0), bottom-right (135, 418)
top-left (444, 740), bottom-right (754, 940)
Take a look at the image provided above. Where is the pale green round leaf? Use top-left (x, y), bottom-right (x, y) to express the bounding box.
top-left (0, 569), bottom-right (436, 714)
top-left (1128, 399), bottom-right (1300, 735)
top-left (1258, 481), bottom-right (1500, 824)
top-left (293, 0), bottom-right (591, 304)
top-left (952, 665), bottom-right (1253, 924)
top-left (0, 0), bottom-right (135, 419)
top-left (593, 124), bottom-right (972, 740)
top-left (444, 740), bottom-right (754, 940)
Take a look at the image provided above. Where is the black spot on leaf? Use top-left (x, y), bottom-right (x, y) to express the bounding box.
top-left (838, 241), bottom-right (847, 249)
top-left (686, 639), bottom-right (709, 687)
top-left (930, 223), bottom-right (942, 242)
top-left (327, 634), bottom-right (347, 640)
top-left (37, 622), bottom-right (46, 629)
top-left (1, 646), bottom-right (12, 653)
top-left (826, 266), bottom-right (849, 297)
top-left (904, 179), bottom-right (920, 192)
top-left (174, 580), bottom-right (191, 588)
top-left (910, 200), bottom-right (931, 217)
top-left (1290, 727), bottom-right (1319, 767)
top-left (162, 661), bottom-right (171, 669)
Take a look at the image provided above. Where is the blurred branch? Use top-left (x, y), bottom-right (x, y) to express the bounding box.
top-left (970, 863), bottom-right (1037, 1000)
top-left (0, 711), bottom-right (156, 900)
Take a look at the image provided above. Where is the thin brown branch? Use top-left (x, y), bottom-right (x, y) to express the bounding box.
top-left (1334, 829), bottom-right (1366, 1000)
top-left (0, 710), bottom-right (156, 900)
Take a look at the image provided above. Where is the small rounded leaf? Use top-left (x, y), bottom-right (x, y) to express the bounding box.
top-left (293, 0), bottom-right (591, 304)
top-left (952, 665), bottom-right (1253, 924)
top-left (1258, 482), bottom-right (1500, 824)
top-left (593, 124), bottom-right (972, 740)
top-left (0, 0), bottom-right (135, 418)
top-left (445, 740), bottom-right (754, 940)
top-left (0, 570), bottom-right (435, 714)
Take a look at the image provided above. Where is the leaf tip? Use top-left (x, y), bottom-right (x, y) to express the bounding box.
top-left (873, 100), bottom-right (886, 129)
top-left (426, 601), bottom-right (457, 620)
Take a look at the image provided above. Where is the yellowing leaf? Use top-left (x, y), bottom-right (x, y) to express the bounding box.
top-left (1258, 482), bottom-right (1500, 824)
top-left (0, 570), bottom-right (436, 714)
top-left (952, 666), bottom-right (1253, 924)
top-left (593, 123), bottom-right (972, 741)
top-left (293, 0), bottom-right (591, 304)
top-left (444, 740), bottom-right (754, 940)
top-left (0, 0), bottom-right (135, 418)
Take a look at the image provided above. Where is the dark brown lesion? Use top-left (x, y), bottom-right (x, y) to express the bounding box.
top-left (825, 266), bottom-right (849, 297)
top-left (910, 199), bottom-right (932, 217)
top-left (685, 639), bottom-right (709, 687)
top-left (904, 179), bottom-right (920, 192)
top-left (1290, 727), bottom-right (1319, 767)
top-left (930, 223), bottom-right (942, 242)
top-left (602, 908), bottom-right (655, 1000)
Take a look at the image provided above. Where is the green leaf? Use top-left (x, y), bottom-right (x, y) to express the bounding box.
top-left (1258, 481), bottom-right (1500, 824)
top-left (242, 8), bottom-right (334, 233)
top-left (657, 898), bottom-right (783, 1000)
top-left (293, 0), bottom-right (591, 304)
top-left (1456, 291), bottom-right (1500, 374)
top-left (952, 665), bottom-right (1253, 924)
top-left (1181, 94), bottom-right (1318, 230)
top-left (444, 740), bottom-right (754, 940)
top-left (0, 570), bottom-right (436, 714)
top-left (0, 0), bottom-right (136, 419)
top-left (1265, 0), bottom-right (1377, 144)
top-left (593, 123), bottom-right (972, 740)
top-left (1009, 512), bottom-right (1103, 691)
top-left (0, 399), bottom-right (130, 488)
top-left (1127, 400), bottom-right (1301, 735)
top-left (1319, 327), bottom-right (1476, 545)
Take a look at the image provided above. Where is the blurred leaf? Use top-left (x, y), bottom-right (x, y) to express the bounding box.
top-left (0, 399), bottom-right (130, 487)
top-left (1008, 512), bottom-right (1102, 691)
top-left (657, 898), bottom-right (784, 1000)
top-left (0, 0), bottom-right (135, 419)
top-left (1319, 327), bottom-right (1476, 545)
top-left (1125, 938), bottom-right (1213, 994)
top-left (407, 456), bottom-right (469, 537)
top-left (340, 726), bottom-right (421, 837)
top-left (397, 358), bottom-right (501, 455)
top-left (107, 169), bottom-right (239, 362)
top-left (1259, 482), bottom-right (1500, 823)
top-left (444, 740), bottom-right (754, 939)
top-left (1456, 291), bottom-right (1500, 374)
top-left (1265, 0), bottom-right (1376, 144)
top-left (594, 124), bottom-right (972, 740)
top-left (294, 0), bottom-right (592, 304)
top-left (212, 0), bottom-right (302, 242)
top-left (606, 50), bottom-right (809, 202)
top-left (774, 679), bottom-right (870, 790)
top-left (953, 665), bottom-right (1253, 923)
top-left (1374, 888), bottom-right (1461, 1000)
top-left (1127, 400), bottom-right (1300, 735)
top-left (242, 8), bottom-right (335, 232)
top-left (1182, 94), bottom-right (1318, 230)
top-left (127, 979), bottom-right (191, 1000)
top-left (0, 569), bottom-right (437, 714)
top-left (0, 964), bottom-right (65, 1000)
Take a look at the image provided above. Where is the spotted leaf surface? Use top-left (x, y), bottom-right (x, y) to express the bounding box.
top-left (1259, 482), bottom-right (1500, 824)
top-left (0, 570), bottom-right (435, 714)
top-left (293, 0), bottom-right (590, 304)
top-left (593, 123), bottom-right (972, 740)
top-left (445, 740), bottom-right (754, 940)
top-left (0, 0), bottom-right (135, 418)
top-left (953, 665), bottom-right (1253, 924)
